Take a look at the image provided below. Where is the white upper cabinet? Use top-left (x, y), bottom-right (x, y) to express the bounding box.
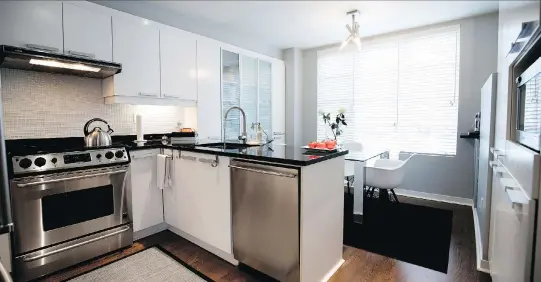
top-left (109, 14), bottom-right (160, 97)
top-left (62, 2), bottom-right (112, 62)
top-left (197, 38), bottom-right (223, 141)
top-left (160, 27), bottom-right (197, 101)
top-left (272, 60), bottom-right (286, 143)
top-left (0, 1), bottom-right (63, 52)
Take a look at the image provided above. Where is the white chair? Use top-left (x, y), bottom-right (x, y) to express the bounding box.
top-left (342, 142), bottom-right (364, 194)
top-left (365, 153), bottom-right (416, 203)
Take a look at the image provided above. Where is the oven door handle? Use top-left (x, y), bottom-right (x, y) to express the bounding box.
top-left (21, 225), bottom-right (131, 262)
top-left (16, 170), bottom-right (128, 187)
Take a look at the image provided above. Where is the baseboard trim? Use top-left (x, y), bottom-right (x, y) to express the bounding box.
top-left (321, 259), bottom-right (344, 282)
top-left (394, 189), bottom-right (473, 206)
top-left (472, 207), bottom-right (490, 273)
top-left (134, 222), bottom-right (168, 240)
top-left (167, 225), bottom-right (238, 266)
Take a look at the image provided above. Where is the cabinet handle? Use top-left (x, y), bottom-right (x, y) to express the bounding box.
top-left (229, 165), bottom-right (297, 178)
top-left (199, 156), bottom-right (219, 167)
top-left (25, 44), bottom-right (59, 53)
top-left (163, 94), bottom-right (195, 101)
top-left (21, 225), bottom-right (131, 262)
top-left (273, 132), bottom-right (284, 135)
top-left (139, 92), bottom-right (159, 97)
top-left (67, 50), bottom-right (95, 59)
top-left (180, 156), bottom-right (197, 161)
top-left (163, 94), bottom-right (179, 99)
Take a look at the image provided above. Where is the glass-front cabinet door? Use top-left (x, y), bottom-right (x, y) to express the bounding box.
top-left (221, 50), bottom-right (272, 141)
top-left (222, 50), bottom-right (241, 141)
top-left (241, 55), bottom-right (258, 140)
top-left (258, 60), bottom-right (272, 139)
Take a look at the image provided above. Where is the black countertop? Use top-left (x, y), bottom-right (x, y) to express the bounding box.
top-left (124, 141), bottom-right (349, 166)
top-left (5, 135), bottom-right (348, 166)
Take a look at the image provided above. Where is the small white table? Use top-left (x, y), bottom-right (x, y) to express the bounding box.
top-left (345, 149), bottom-right (388, 223)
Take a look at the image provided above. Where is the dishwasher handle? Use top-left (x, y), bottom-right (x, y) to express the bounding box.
top-left (229, 165), bottom-right (297, 178)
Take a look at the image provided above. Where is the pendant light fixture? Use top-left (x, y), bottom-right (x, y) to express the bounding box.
top-left (340, 10), bottom-right (361, 51)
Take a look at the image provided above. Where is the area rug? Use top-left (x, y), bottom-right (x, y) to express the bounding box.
top-left (66, 246), bottom-right (213, 282)
top-left (343, 193), bottom-right (453, 273)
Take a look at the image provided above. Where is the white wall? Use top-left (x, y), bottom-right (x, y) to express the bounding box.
top-left (1, 69), bottom-right (185, 139)
top-left (301, 13), bottom-right (498, 199)
top-left (283, 48), bottom-right (304, 147)
top-left (92, 1), bottom-right (282, 59)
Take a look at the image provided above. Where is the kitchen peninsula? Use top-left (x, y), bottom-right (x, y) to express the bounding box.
top-left (127, 140), bottom-right (348, 282)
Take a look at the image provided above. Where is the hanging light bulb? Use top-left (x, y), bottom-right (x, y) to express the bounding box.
top-left (340, 10), bottom-right (361, 51)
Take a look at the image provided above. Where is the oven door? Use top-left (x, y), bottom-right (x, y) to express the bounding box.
top-left (11, 165), bottom-right (130, 255)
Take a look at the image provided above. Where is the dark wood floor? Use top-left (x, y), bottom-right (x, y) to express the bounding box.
top-left (38, 196), bottom-right (491, 282)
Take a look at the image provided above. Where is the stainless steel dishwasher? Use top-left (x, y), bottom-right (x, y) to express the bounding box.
top-left (230, 159), bottom-right (300, 282)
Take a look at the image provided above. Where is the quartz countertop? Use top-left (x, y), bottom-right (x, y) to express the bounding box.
top-left (124, 141), bottom-right (349, 166)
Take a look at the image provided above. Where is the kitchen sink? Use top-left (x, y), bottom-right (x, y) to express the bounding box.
top-left (197, 142), bottom-right (260, 150)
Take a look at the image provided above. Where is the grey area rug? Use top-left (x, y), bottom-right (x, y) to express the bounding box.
top-left (67, 247), bottom-right (212, 282)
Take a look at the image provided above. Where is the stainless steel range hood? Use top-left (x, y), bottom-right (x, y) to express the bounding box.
top-left (0, 45), bottom-right (121, 79)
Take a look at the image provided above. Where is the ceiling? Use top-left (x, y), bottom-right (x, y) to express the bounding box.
top-left (146, 1), bottom-right (499, 49)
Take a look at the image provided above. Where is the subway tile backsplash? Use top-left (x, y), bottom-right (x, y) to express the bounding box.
top-left (1, 69), bottom-right (185, 139)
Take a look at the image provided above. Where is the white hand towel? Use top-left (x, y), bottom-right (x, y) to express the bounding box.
top-left (156, 154), bottom-right (168, 190)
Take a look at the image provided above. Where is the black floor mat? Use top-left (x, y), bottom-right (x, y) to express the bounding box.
top-left (343, 192), bottom-right (453, 273)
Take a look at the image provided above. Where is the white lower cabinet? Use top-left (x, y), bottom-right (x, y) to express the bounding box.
top-left (128, 149), bottom-right (164, 232)
top-left (173, 150), bottom-right (232, 254)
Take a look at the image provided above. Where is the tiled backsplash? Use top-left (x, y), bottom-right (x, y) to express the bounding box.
top-left (1, 69), bottom-right (187, 139)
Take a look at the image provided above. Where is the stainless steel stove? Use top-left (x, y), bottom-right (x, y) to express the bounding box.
top-left (9, 146), bottom-right (132, 282)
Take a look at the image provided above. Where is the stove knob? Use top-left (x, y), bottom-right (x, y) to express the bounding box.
top-left (105, 151), bottom-right (114, 159)
top-left (51, 158), bottom-right (57, 164)
top-left (34, 157), bottom-right (46, 167)
top-left (96, 153), bottom-right (102, 159)
top-left (115, 150), bottom-right (124, 159)
top-left (19, 158), bottom-right (32, 169)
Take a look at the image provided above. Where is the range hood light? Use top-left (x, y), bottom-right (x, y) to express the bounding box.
top-left (29, 59), bottom-right (101, 72)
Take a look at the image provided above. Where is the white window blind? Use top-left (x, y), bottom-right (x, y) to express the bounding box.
top-left (317, 25), bottom-right (460, 155)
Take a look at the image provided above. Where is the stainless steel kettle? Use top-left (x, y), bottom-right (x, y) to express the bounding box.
top-left (84, 118), bottom-right (114, 147)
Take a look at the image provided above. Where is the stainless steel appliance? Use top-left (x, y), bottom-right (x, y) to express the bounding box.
top-left (84, 118), bottom-right (114, 147)
top-left (10, 145), bottom-right (132, 281)
top-left (515, 56), bottom-right (541, 152)
top-left (230, 160), bottom-right (300, 282)
top-left (0, 45), bottom-right (122, 79)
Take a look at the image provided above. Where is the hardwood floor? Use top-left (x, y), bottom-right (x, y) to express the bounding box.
top-left (38, 196), bottom-right (491, 282)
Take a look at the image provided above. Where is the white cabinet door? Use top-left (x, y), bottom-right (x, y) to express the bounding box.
top-left (272, 60), bottom-right (286, 144)
top-left (175, 151), bottom-right (203, 236)
top-left (198, 154), bottom-right (232, 254)
top-left (110, 15), bottom-right (160, 97)
top-left (129, 150), bottom-right (164, 232)
top-left (0, 1), bottom-right (63, 52)
top-left (160, 27), bottom-right (197, 101)
top-left (490, 172), bottom-right (536, 282)
top-left (197, 38), bottom-right (222, 141)
top-left (62, 2), bottom-right (112, 62)
top-left (176, 151), bottom-right (232, 254)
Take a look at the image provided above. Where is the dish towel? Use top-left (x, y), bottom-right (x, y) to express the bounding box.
top-left (156, 154), bottom-right (170, 190)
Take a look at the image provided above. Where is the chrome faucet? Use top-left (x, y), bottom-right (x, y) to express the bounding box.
top-left (223, 106), bottom-right (247, 143)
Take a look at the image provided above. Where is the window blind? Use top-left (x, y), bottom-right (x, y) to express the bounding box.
top-left (317, 50), bottom-right (354, 141)
top-left (317, 25), bottom-right (460, 155)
